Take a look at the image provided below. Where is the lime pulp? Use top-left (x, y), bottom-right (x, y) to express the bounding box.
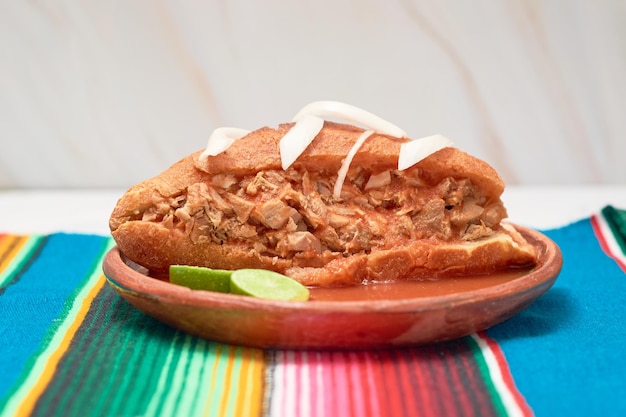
top-left (168, 265), bottom-right (310, 302)
top-left (230, 269), bottom-right (310, 301)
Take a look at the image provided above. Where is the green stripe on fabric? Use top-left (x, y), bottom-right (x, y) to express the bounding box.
top-left (157, 336), bottom-right (230, 417)
top-left (187, 340), bottom-right (213, 416)
top-left (113, 325), bottom-right (178, 413)
top-left (170, 337), bottom-right (210, 416)
top-left (601, 205), bottom-right (626, 255)
top-left (0, 235), bottom-right (46, 289)
top-left (154, 334), bottom-right (198, 416)
top-left (144, 336), bottom-right (250, 417)
top-left (179, 339), bottom-right (227, 417)
top-left (145, 341), bottom-right (245, 417)
top-left (447, 339), bottom-right (500, 416)
top-left (7, 235), bottom-right (263, 417)
top-left (34, 283), bottom-right (112, 413)
top-left (35, 286), bottom-right (257, 417)
top-left (80, 295), bottom-right (155, 417)
top-left (467, 336), bottom-right (508, 417)
top-left (223, 346), bottom-right (245, 417)
top-left (143, 331), bottom-right (187, 416)
top-left (1, 236), bottom-right (113, 417)
top-left (33, 287), bottom-right (180, 417)
top-left (202, 344), bottom-right (230, 417)
top-left (109, 321), bottom-right (182, 417)
top-left (200, 344), bottom-right (243, 417)
top-left (105, 311), bottom-right (167, 417)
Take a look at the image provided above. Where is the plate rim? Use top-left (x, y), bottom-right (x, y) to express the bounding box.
top-left (102, 224), bottom-right (562, 315)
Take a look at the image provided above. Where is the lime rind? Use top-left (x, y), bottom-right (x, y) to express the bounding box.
top-left (169, 265), bottom-right (231, 293)
top-left (168, 265), bottom-right (310, 302)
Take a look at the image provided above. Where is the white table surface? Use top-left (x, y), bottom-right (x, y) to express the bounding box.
top-left (1, 186), bottom-right (625, 236)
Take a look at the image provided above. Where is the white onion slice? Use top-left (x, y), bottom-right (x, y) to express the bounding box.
top-left (333, 130), bottom-right (375, 199)
top-left (292, 101), bottom-right (407, 139)
top-left (279, 115), bottom-right (325, 170)
top-left (397, 134), bottom-right (453, 171)
top-left (199, 127), bottom-right (250, 164)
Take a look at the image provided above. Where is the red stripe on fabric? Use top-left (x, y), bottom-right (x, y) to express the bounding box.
top-left (355, 352), bottom-right (380, 417)
top-left (318, 351), bottom-right (335, 416)
top-left (425, 345), bottom-right (460, 417)
top-left (300, 351), bottom-right (385, 417)
top-left (306, 351), bottom-right (318, 417)
top-left (393, 350), bottom-right (421, 417)
top-left (360, 351), bottom-right (380, 417)
top-left (405, 349), bottom-right (437, 417)
top-left (293, 350), bottom-right (304, 417)
top-left (379, 351), bottom-right (407, 416)
top-left (444, 344), bottom-right (483, 415)
top-left (364, 352), bottom-right (384, 415)
top-left (591, 214), bottom-right (626, 272)
top-left (332, 352), bottom-right (351, 417)
top-left (455, 343), bottom-right (498, 417)
top-left (306, 351), bottom-right (320, 417)
top-left (477, 332), bottom-right (534, 416)
top-left (312, 351), bottom-right (326, 417)
top-left (307, 351), bottom-right (317, 417)
top-left (345, 352), bottom-right (363, 417)
top-left (276, 350), bottom-right (287, 416)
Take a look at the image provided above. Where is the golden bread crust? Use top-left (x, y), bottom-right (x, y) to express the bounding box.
top-left (110, 121), bottom-right (535, 286)
top-left (196, 122), bottom-right (504, 200)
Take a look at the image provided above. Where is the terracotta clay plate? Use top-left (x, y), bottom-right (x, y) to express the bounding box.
top-left (102, 225), bottom-right (562, 349)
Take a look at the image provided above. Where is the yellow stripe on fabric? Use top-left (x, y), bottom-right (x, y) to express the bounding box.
top-left (175, 338), bottom-right (238, 417)
top-left (0, 234), bottom-right (20, 255)
top-left (234, 348), bottom-right (253, 417)
top-left (0, 235), bottom-right (39, 286)
top-left (143, 337), bottom-right (230, 417)
top-left (0, 235), bottom-right (22, 279)
top-left (142, 340), bottom-right (262, 417)
top-left (203, 344), bottom-right (226, 417)
top-left (3, 237), bottom-right (114, 417)
top-left (201, 344), bottom-right (249, 417)
top-left (0, 235), bottom-right (21, 270)
top-left (217, 345), bottom-right (240, 417)
top-left (8, 274), bottom-right (108, 417)
top-left (233, 348), bottom-right (265, 417)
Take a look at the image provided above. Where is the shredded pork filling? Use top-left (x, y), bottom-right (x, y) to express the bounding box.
top-left (135, 167), bottom-right (507, 263)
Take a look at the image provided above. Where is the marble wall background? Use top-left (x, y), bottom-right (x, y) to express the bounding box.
top-left (1, 1), bottom-right (625, 188)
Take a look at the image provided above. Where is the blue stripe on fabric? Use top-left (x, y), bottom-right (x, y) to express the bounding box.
top-left (0, 233), bottom-right (110, 402)
top-left (488, 218), bottom-right (626, 416)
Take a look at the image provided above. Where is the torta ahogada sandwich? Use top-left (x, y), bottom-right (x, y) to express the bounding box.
top-left (109, 101), bottom-right (536, 287)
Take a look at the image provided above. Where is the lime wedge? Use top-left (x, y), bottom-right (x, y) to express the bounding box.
top-left (230, 269), bottom-right (310, 301)
top-left (169, 265), bottom-right (232, 293)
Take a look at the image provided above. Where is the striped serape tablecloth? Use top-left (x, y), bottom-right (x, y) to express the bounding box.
top-left (1, 206), bottom-right (625, 417)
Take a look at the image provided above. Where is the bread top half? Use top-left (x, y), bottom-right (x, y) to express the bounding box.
top-left (196, 122), bottom-right (504, 200)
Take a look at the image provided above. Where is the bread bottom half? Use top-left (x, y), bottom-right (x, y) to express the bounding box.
top-left (112, 220), bottom-right (535, 287)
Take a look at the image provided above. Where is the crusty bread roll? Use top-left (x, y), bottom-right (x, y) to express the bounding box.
top-left (110, 121), bottom-right (536, 286)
